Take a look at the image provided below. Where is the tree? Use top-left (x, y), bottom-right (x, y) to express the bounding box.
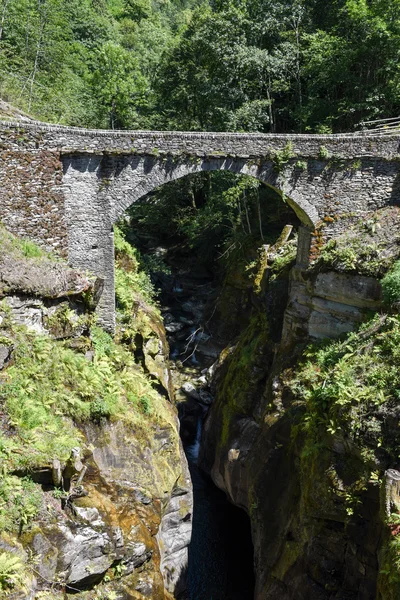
top-left (92, 41), bottom-right (147, 128)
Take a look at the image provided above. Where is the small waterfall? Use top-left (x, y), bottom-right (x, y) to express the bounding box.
top-left (185, 416), bottom-right (202, 463)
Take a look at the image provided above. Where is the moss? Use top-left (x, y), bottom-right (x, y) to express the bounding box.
top-left (271, 540), bottom-right (303, 581)
top-left (253, 246), bottom-right (268, 294)
top-left (218, 312), bottom-right (271, 445)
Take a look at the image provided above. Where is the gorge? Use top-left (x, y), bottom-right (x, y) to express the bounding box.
top-left (2, 0), bottom-right (400, 596)
top-left (1, 117), bottom-right (400, 600)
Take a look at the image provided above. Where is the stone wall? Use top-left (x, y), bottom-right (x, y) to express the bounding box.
top-left (1, 118), bottom-right (400, 157)
top-left (0, 145), bottom-right (66, 253)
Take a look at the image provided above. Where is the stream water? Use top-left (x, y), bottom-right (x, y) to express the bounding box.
top-left (183, 419), bottom-right (255, 600)
top-left (157, 264), bottom-right (255, 600)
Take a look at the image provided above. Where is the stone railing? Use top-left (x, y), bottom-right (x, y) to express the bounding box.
top-left (1, 118), bottom-right (400, 158)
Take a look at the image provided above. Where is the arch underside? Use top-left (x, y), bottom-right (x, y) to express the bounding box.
top-left (105, 156), bottom-right (318, 228)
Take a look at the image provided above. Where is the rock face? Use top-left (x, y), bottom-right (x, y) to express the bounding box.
top-left (0, 252), bottom-right (96, 299)
top-left (283, 267), bottom-right (382, 344)
top-left (199, 251), bottom-right (392, 600)
top-left (134, 301), bottom-right (175, 401)
top-left (0, 240), bottom-right (192, 600)
top-left (24, 418), bottom-right (192, 598)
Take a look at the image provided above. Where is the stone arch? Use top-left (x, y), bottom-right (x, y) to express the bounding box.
top-left (63, 153), bottom-right (318, 331)
top-left (104, 155), bottom-right (318, 228)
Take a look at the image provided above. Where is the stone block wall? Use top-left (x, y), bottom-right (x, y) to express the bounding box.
top-left (0, 146), bottom-right (66, 253)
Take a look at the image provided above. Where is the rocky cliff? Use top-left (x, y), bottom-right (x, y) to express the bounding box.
top-left (200, 207), bottom-right (400, 599)
top-left (0, 225), bottom-right (192, 599)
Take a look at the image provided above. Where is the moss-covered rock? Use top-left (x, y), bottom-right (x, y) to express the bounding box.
top-left (200, 208), bottom-right (400, 599)
top-left (0, 227), bottom-right (192, 599)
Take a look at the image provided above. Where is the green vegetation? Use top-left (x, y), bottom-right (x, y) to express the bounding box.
top-left (0, 551), bottom-right (28, 596)
top-left (312, 208), bottom-right (400, 277)
top-left (0, 225), bottom-right (175, 550)
top-left (318, 145), bottom-right (331, 160)
top-left (284, 313), bottom-right (400, 589)
top-left (271, 142), bottom-right (295, 173)
top-left (270, 238), bottom-right (298, 281)
top-left (113, 224), bottom-right (169, 355)
top-left (2, 0), bottom-right (400, 131)
top-left (0, 314), bottom-right (169, 470)
top-left (290, 314), bottom-right (400, 457)
top-left (0, 223), bottom-right (49, 261)
top-left (114, 225), bottom-right (157, 309)
top-left (129, 171), bottom-right (300, 275)
top-left (0, 471), bottom-right (42, 533)
top-left (382, 260), bottom-right (400, 305)
top-left (218, 312), bottom-right (271, 445)
top-left (0, 223), bottom-right (183, 595)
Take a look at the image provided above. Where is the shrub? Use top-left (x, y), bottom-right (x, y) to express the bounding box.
top-left (271, 141), bottom-right (295, 172)
top-left (318, 145), bottom-right (331, 159)
top-left (382, 260), bottom-right (400, 305)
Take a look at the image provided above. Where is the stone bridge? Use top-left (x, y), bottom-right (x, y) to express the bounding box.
top-left (0, 120), bottom-right (400, 330)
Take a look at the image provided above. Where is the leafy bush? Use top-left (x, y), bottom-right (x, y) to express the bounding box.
top-left (271, 142), bottom-right (295, 172)
top-left (0, 471), bottom-right (42, 533)
top-left (382, 260), bottom-right (400, 305)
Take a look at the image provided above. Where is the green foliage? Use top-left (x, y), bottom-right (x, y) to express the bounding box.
top-left (0, 471), bottom-right (42, 533)
top-left (0, 223), bottom-right (50, 262)
top-left (19, 239), bottom-right (44, 258)
top-left (270, 238), bottom-right (298, 281)
top-left (271, 142), bottom-right (295, 173)
top-left (0, 551), bottom-right (28, 595)
top-left (316, 236), bottom-right (396, 278)
top-left (318, 145), bottom-right (331, 160)
top-left (0, 0), bottom-right (190, 127)
top-left (1, 0), bottom-right (400, 131)
top-left (290, 314), bottom-right (400, 465)
top-left (0, 320), bottom-right (161, 470)
top-left (129, 172), bottom-right (300, 274)
top-left (114, 226), bottom-right (158, 328)
top-left (382, 260), bottom-right (400, 305)
top-left (285, 312), bottom-right (400, 571)
top-left (91, 41), bottom-right (147, 128)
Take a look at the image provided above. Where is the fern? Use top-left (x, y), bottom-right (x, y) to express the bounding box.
top-left (0, 552), bottom-right (27, 594)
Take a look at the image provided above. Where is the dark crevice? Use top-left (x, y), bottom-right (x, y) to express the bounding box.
top-left (181, 413), bottom-right (255, 600)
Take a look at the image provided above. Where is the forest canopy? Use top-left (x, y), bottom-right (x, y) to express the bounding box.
top-left (1, 0), bottom-right (400, 132)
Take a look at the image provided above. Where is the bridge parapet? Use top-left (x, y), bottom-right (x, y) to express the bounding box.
top-left (1, 120), bottom-right (400, 159)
